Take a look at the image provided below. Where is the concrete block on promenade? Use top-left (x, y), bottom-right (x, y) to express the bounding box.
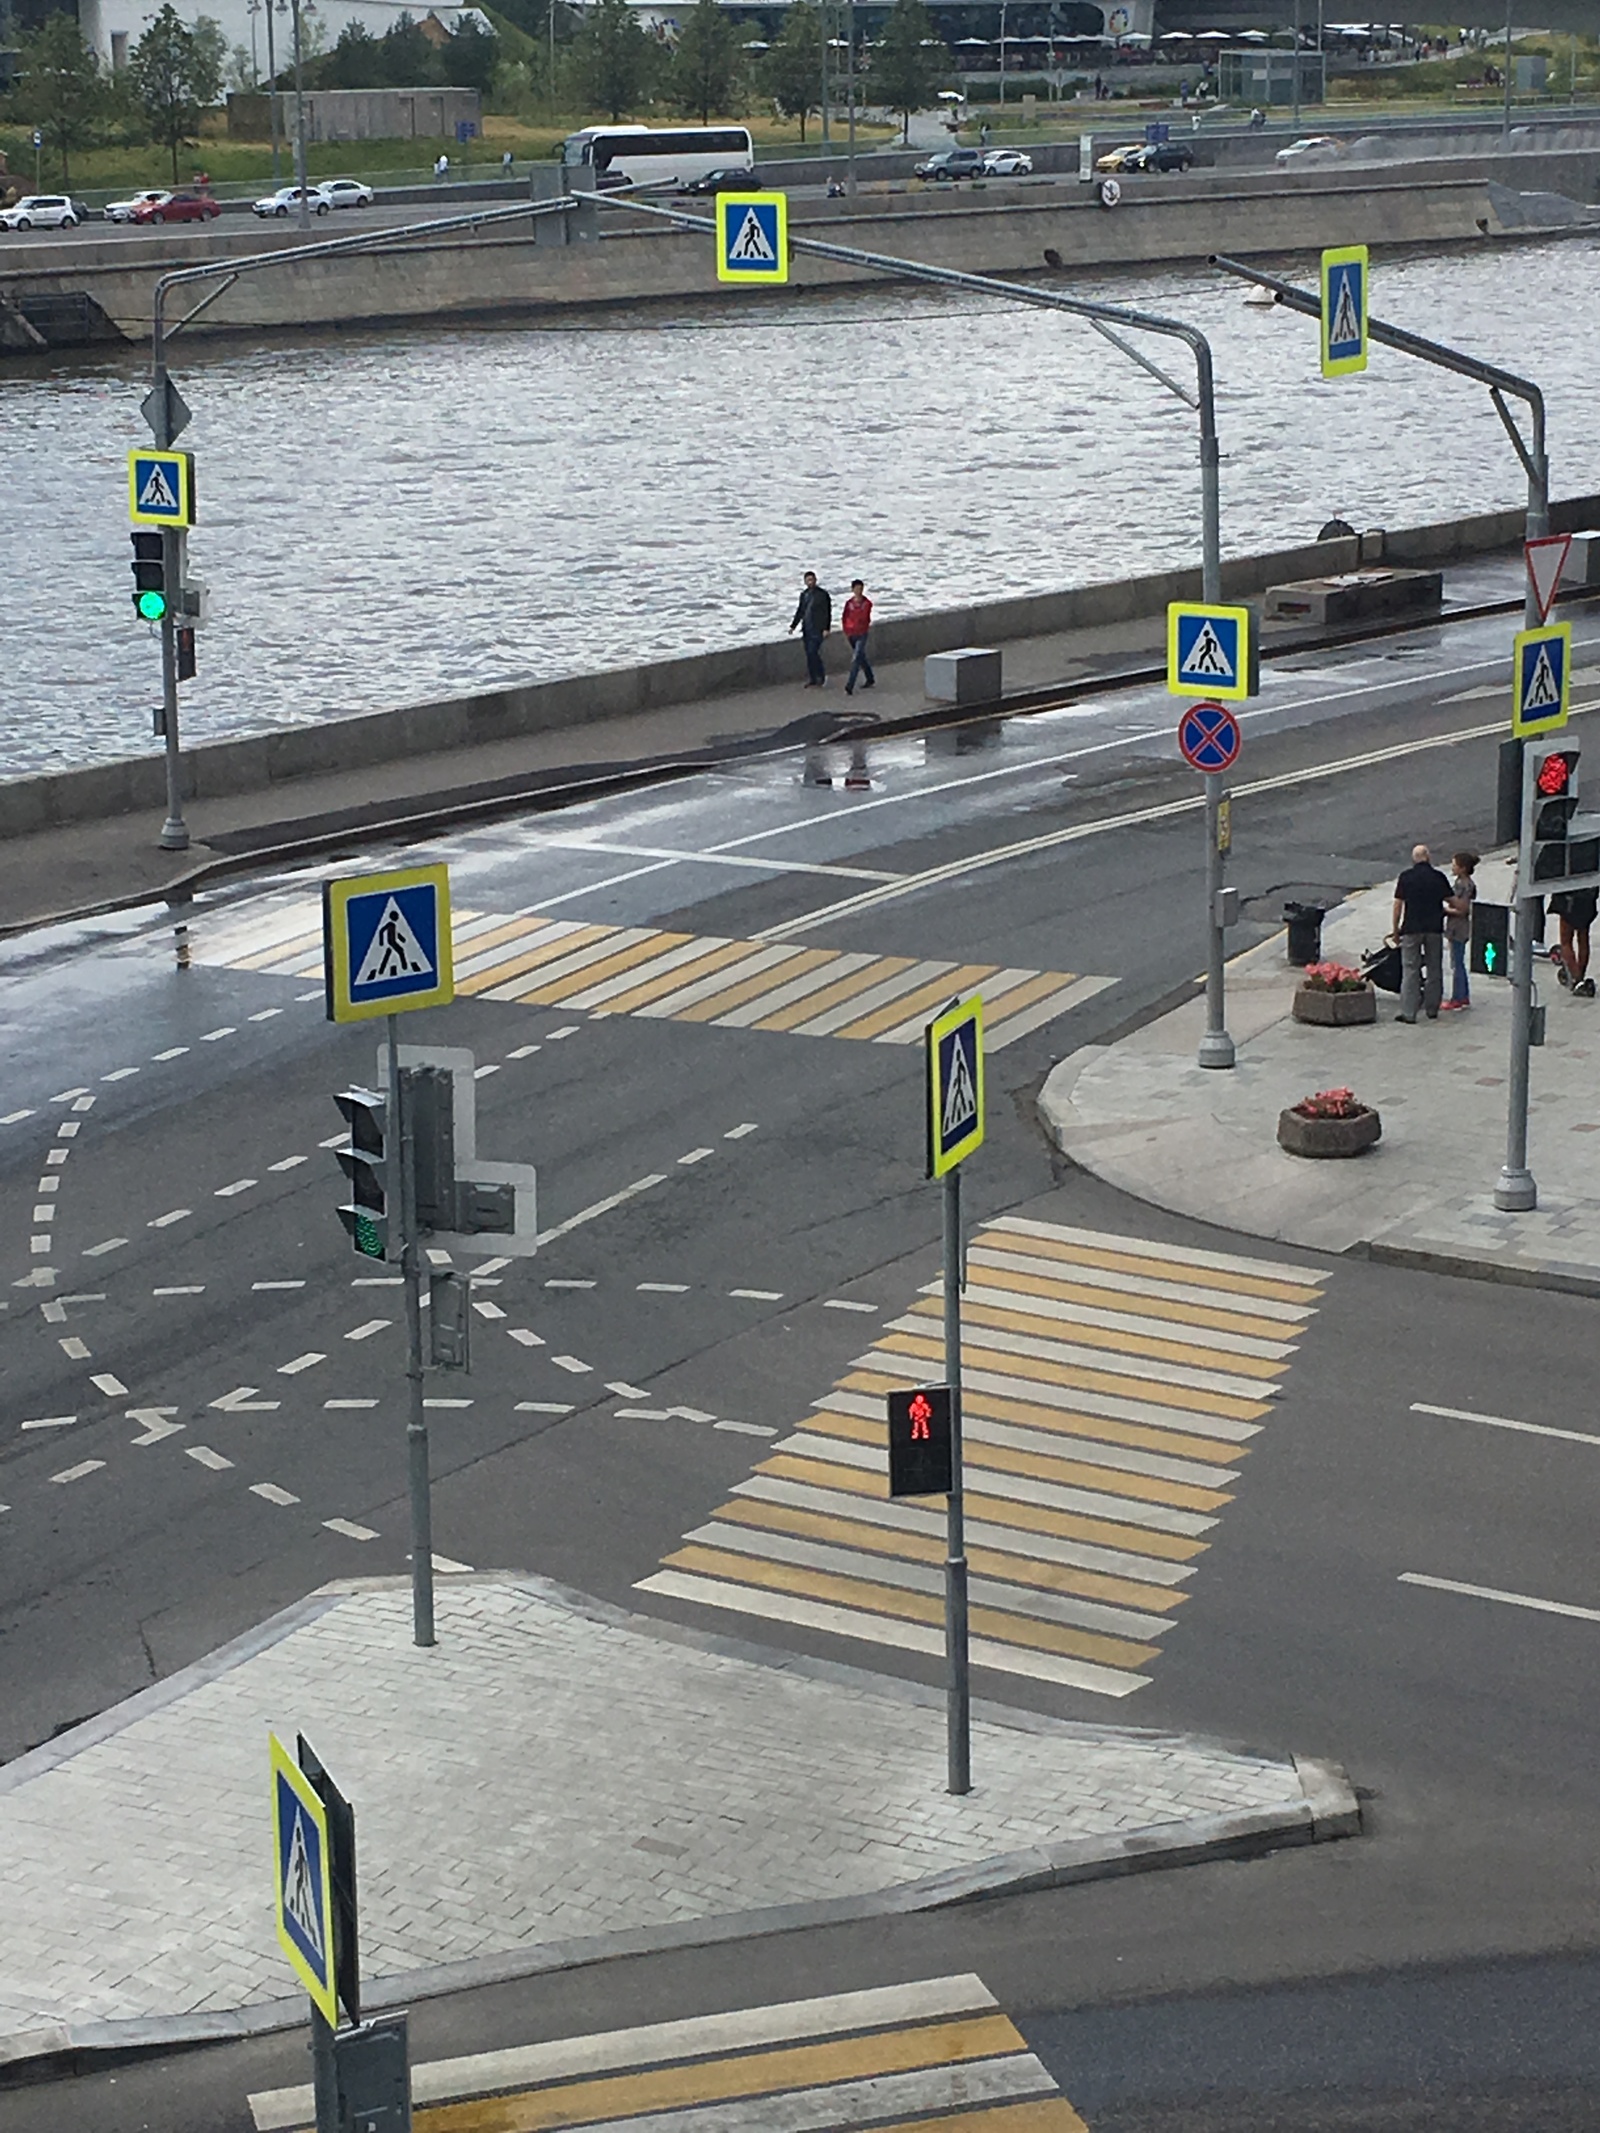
top-left (925, 646), bottom-right (1002, 705)
top-left (1568, 531), bottom-right (1600, 586)
top-left (1262, 568), bottom-right (1443, 628)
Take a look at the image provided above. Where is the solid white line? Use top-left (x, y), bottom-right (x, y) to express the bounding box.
top-left (246, 1977), bottom-right (998, 2129)
top-left (1400, 1571), bottom-right (1600, 1625)
top-left (527, 839), bottom-right (903, 882)
top-left (537, 1174), bottom-right (667, 1247)
top-left (1409, 1401), bottom-right (1600, 1450)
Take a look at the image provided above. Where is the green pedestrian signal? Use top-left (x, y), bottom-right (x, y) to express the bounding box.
top-left (334, 1087), bottom-right (390, 1259)
top-left (1471, 901), bottom-right (1510, 980)
top-left (130, 529), bottom-right (167, 620)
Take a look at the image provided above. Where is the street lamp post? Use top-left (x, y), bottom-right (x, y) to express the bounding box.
top-left (291, 0), bottom-right (310, 230)
top-left (846, 0), bottom-right (857, 196)
top-left (265, 0), bottom-right (281, 186)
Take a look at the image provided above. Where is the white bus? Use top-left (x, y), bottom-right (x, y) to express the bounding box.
top-left (560, 125), bottom-right (755, 192)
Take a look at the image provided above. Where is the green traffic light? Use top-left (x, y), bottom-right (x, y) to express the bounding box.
top-left (136, 589), bottom-right (168, 622)
top-left (352, 1210), bottom-right (384, 1258)
top-left (1484, 942), bottom-right (1498, 972)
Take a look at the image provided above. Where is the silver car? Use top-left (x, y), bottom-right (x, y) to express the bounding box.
top-left (317, 178), bottom-right (374, 209)
top-left (253, 185), bottom-right (331, 218)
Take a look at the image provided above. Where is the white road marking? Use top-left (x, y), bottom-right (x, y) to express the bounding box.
top-left (151, 1047), bottom-right (189, 1060)
top-left (82, 1238), bottom-right (128, 1257)
top-left (51, 1087), bottom-right (87, 1101)
top-left (715, 1419), bottom-right (779, 1437)
top-left (56, 1123), bottom-right (81, 1140)
top-left (296, 989), bottom-right (323, 1001)
top-left (607, 1381), bottom-right (649, 1399)
top-left (45, 1146), bottom-right (68, 1162)
top-left (36, 1177), bottom-right (59, 1194)
top-left (353, 1276), bottom-right (402, 1287)
top-left (154, 1285), bottom-right (205, 1295)
top-left (32, 1205), bottom-right (54, 1224)
top-left (551, 1355), bottom-right (592, 1374)
top-left (516, 1401), bottom-right (574, 1414)
top-left (473, 1300), bottom-right (507, 1319)
top-left (474, 1063), bottom-right (500, 1079)
top-left (1400, 1571), bottom-right (1600, 1625)
top-left (127, 1408), bottom-right (183, 1446)
top-left (278, 1352), bottom-right (326, 1375)
top-left (473, 1257), bottom-right (512, 1276)
top-left (211, 1386), bottom-right (281, 1412)
top-left (537, 1174), bottom-right (667, 1248)
top-left (346, 1319), bottom-right (391, 1341)
top-left (507, 1328), bottom-right (545, 1347)
top-left (22, 1416), bottom-right (77, 1431)
top-left (101, 1067), bottom-right (140, 1083)
top-left (318, 1132), bottom-right (346, 1148)
top-left (731, 1288), bottom-right (783, 1301)
top-left (30, 1238), bottom-right (51, 1255)
top-left (324, 1518), bottom-right (379, 1541)
top-left (546, 1025), bottom-right (579, 1040)
top-left (187, 1446), bottom-right (234, 1472)
top-left (325, 1399), bottom-right (379, 1410)
top-left (248, 1008), bottom-right (283, 1022)
top-left (637, 1282), bottom-right (689, 1294)
top-left (506, 1044), bottom-right (541, 1059)
top-left (1409, 1400), bottom-right (1600, 1450)
top-left (545, 1278), bottom-right (596, 1290)
top-left (40, 1301), bottom-right (66, 1323)
top-left (823, 1299), bottom-right (879, 1313)
top-left (0, 1109), bottom-right (35, 1125)
top-left (678, 1147), bottom-right (714, 1165)
top-left (268, 1156), bottom-right (308, 1173)
top-left (669, 1405), bottom-right (717, 1423)
top-left (254, 1280), bottom-right (306, 1291)
top-left (215, 1178), bottom-right (256, 1198)
top-left (424, 1398), bottom-right (474, 1409)
top-left (89, 1373), bottom-right (129, 1397)
top-left (148, 1209), bottom-right (191, 1228)
top-left (58, 1337), bottom-right (90, 1360)
top-left (615, 1407), bottom-right (674, 1421)
top-left (52, 1461), bottom-right (105, 1484)
top-left (431, 1553), bottom-right (474, 1573)
top-left (200, 1026), bottom-right (236, 1042)
top-left (251, 1483), bottom-right (300, 1505)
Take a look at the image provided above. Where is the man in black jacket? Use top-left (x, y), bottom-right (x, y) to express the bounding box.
top-left (789, 572), bottom-right (832, 687)
top-left (1390, 842), bottom-right (1452, 1023)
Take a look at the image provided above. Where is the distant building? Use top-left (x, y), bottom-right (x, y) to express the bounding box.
top-left (225, 84), bottom-right (483, 142)
top-left (73, 0), bottom-right (490, 79)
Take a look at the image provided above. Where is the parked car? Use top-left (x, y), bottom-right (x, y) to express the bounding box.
top-left (253, 185), bottom-right (331, 217)
top-left (107, 188), bottom-right (170, 223)
top-left (317, 177), bottom-right (375, 209)
top-left (680, 166), bottom-right (764, 195)
top-left (1275, 134), bottom-right (1340, 165)
top-left (914, 148), bottom-right (985, 182)
top-left (132, 191), bottom-right (221, 224)
top-left (1134, 141), bottom-right (1194, 173)
top-left (0, 194), bottom-right (83, 231)
top-left (980, 149), bottom-right (1034, 176)
top-left (1093, 143), bottom-right (1147, 173)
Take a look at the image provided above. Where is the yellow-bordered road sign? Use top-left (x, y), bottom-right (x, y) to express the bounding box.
top-left (1167, 602), bottom-right (1256, 701)
top-left (1320, 244), bottom-right (1368, 378)
top-left (128, 448), bottom-right (195, 527)
top-left (1512, 622), bottom-right (1571, 739)
top-left (323, 862), bottom-right (454, 1024)
top-left (716, 192), bottom-right (788, 284)
top-left (269, 1732), bottom-right (337, 2026)
top-left (927, 993), bottom-right (984, 1179)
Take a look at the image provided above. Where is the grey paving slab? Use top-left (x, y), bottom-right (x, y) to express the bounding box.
top-left (0, 1574), bottom-right (1333, 2059)
top-left (1041, 854), bottom-right (1600, 1285)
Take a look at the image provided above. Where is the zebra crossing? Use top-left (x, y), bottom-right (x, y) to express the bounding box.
top-left (249, 1974), bottom-right (1089, 2131)
top-left (638, 1216), bottom-right (1325, 1700)
top-left (188, 896), bottom-right (1112, 1051)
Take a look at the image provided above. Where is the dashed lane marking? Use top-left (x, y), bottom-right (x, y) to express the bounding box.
top-left (21, 1416), bottom-right (76, 1432)
top-left (186, 1446), bottom-right (234, 1472)
top-left (346, 1320), bottom-right (391, 1341)
top-left (278, 1353), bottom-right (326, 1376)
top-left (323, 1518), bottom-right (378, 1542)
top-left (51, 1461), bottom-right (104, 1484)
top-left (89, 1373), bottom-right (129, 1397)
top-left (251, 1483), bottom-right (300, 1506)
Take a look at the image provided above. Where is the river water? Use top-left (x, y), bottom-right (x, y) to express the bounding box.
top-left (4, 236), bottom-right (1598, 779)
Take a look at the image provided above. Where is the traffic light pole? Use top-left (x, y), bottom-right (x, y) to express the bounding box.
top-left (388, 1022), bottom-right (436, 1648)
top-left (156, 525), bottom-right (187, 850)
top-left (1210, 254), bottom-right (1550, 1206)
top-left (941, 1164), bottom-right (970, 1797)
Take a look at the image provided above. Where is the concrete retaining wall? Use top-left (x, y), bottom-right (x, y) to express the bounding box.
top-left (6, 492), bottom-right (1598, 839)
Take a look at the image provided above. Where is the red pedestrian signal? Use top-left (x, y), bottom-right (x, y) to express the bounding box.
top-left (887, 1385), bottom-right (954, 1498)
top-left (1537, 751), bottom-right (1575, 799)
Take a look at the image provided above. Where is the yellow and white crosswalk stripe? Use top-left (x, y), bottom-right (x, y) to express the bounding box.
top-left (247, 1974), bottom-right (1089, 2132)
top-left (638, 1217), bottom-right (1325, 1698)
top-left (190, 899), bottom-right (1112, 1051)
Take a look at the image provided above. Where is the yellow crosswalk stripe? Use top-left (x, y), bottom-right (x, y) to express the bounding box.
top-left (829, 962), bottom-right (1000, 1040)
top-left (461, 923), bottom-right (614, 996)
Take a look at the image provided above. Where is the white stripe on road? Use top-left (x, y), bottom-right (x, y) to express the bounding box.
top-left (1400, 1571), bottom-right (1600, 1625)
top-left (1410, 1401), bottom-right (1600, 1450)
top-left (537, 1174), bottom-right (667, 1248)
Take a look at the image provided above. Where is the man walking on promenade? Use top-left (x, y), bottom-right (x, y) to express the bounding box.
top-left (789, 571), bottom-right (832, 687)
top-left (842, 579), bottom-right (875, 695)
top-left (1391, 842), bottom-right (1452, 1022)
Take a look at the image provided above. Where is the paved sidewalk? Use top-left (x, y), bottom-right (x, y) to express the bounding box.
top-left (0, 1574), bottom-right (1351, 2062)
top-left (1041, 856), bottom-right (1600, 1289)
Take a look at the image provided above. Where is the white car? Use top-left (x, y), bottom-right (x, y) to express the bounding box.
top-left (980, 150), bottom-right (1034, 176)
top-left (106, 188), bottom-right (170, 223)
top-left (252, 185), bottom-right (331, 218)
top-left (1275, 135), bottom-right (1340, 165)
top-left (317, 178), bottom-right (374, 209)
top-left (0, 194), bottom-right (82, 231)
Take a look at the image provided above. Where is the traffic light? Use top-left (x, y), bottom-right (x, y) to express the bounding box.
top-left (1521, 745), bottom-right (1600, 888)
top-left (1471, 900), bottom-right (1510, 979)
top-left (130, 530), bottom-right (167, 621)
top-left (334, 1087), bottom-right (389, 1259)
top-left (887, 1385), bottom-right (954, 1498)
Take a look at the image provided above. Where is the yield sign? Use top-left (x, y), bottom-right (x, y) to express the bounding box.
top-left (1526, 533), bottom-right (1572, 625)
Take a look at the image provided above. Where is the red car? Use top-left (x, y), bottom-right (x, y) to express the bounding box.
top-left (132, 191), bottom-right (221, 225)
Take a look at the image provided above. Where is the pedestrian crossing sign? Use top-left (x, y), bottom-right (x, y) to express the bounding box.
top-left (323, 862), bottom-right (454, 1023)
top-left (127, 447), bottom-right (195, 527)
top-left (715, 192), bottom-right (788, 284)
top-left (1320, 245), bottom-right (1368, 378)
top-left (1167, 602), bottom-right (1256, 701)
top-left (269, 1732), bottom-right (337, 2027)
top-left (1512, 622), bottom-right (1571, 738)
top-left (927, 993), bottom-right (984, 1178)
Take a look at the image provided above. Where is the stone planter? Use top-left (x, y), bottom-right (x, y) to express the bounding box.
top-left (1292, 985), bottom-right (1377, 1027)
top-left (1277, 1106), bottom-right (1382, 1159)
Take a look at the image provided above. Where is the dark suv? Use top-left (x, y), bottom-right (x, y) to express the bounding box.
top-left (1133, 141), bottom-right (1194, 173)
top-left (914, 148), bottom-right (985, 182)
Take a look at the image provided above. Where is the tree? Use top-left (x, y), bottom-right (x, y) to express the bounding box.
top-left (569, 0), bottom-right (652, 122)
top-left (128, 5), bottom-right (225, 182)
top-left (16, 13), bottom-right (107, 189)
top-left (669, 0), bottom-right (741, 122)
top-left (869, 0), bottom-right (946, 143)
top-left (760, 0), bottom-right (820, 142)
top-left (324, 19), bottom-right (379, 87)
top-left (443, 13), bottom-right (499, 95)
top-left (377, 11), bottom-right (435, 84)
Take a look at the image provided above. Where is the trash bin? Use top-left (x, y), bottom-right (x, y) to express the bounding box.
top-left (1284, 901), bottom-right (1324, 967)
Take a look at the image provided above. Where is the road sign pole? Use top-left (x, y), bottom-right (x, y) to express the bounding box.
top-left (1499, 487), bottom-right (1555, 1213)
top-left (311, 2005), bottom-right (339, 2133)
top-left (389, 1019), bottom-right (436, 1646)
top-left (1199, 772), bottom-right (1235, 1069)
top-left (941, 1162), bottom-right (970, 1797)
top-left (156, 525), bottom-right (188, 851)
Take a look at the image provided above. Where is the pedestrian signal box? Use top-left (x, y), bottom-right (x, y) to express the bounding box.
top-left (1470, 901), bottom-right (1510, 980)
top-left (887, 1385), bottom-right (954, 1499)
top-left (1519, 744), bottom-right (1600, 897)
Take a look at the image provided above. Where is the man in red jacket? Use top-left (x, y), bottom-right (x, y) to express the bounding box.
top-left (842, 579), bottom-right (875, 696)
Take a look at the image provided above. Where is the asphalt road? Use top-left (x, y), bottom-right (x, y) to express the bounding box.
top-left (3, 594), bottom-right (1600, 2127)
